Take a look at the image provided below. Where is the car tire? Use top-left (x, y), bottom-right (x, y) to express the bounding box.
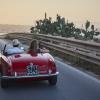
top-left (48, 76), bottom-right (57, 86)
top-left (1, 79), bottom-right (8, 88)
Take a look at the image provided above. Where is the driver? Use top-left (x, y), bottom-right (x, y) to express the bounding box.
top-left (6, 39), bottom-right (24, 55)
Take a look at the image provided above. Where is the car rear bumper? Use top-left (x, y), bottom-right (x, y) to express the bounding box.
top-left (1, 72), bottom-right (59, 80)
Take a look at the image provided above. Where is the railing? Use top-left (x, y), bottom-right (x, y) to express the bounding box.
top-left (4, 33), bottom-right (100, 66)
top-left (0, 34), bottom-right (7, 39)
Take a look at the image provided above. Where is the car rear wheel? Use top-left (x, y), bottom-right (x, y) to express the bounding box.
top-left (48, 76), bottom-right (57, 85)
top-left (1, 79), bottom-right (8, 88)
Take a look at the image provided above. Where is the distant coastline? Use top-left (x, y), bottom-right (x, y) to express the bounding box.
top-left (0, 33), bottom-right (8, 35)
top-left (0, 24), bottom-right (31, 33)
top-left (0, 23), bottom-right (99, 34)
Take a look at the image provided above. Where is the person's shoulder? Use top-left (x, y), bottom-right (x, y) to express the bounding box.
top-left (7, 48), bottom-right (14, 51)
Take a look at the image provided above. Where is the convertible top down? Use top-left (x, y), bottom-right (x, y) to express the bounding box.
top-left (0, 47), bottom-right (59, 88)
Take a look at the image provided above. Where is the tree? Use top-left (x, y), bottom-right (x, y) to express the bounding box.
top-left (56, 14), bottom-right (61, 23)
top-left (85, 20), bottom-right (90, 32)
top-left (90, 25), bottom-right (95, 39)
top-left (30, 13), bottom-right (98, 40)
top-left (84, 20), bottom-right (90, 39)
top-left (30, 27), bottom-right (34, 33)
top-left (91, 25), bottom-right (94, 32)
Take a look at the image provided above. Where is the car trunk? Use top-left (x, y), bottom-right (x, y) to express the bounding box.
top-left (8, 53), bottom-right (49, 76)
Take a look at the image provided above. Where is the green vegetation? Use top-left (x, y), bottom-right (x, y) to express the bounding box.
top-left (30, 13), bottom-right (100, 40)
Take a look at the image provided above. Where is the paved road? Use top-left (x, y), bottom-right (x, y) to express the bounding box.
top-left (0, 39), bottom-right (100, 100)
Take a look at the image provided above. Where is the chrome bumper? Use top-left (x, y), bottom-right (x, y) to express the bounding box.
top-left (2, 72), bottom-right (59, 80)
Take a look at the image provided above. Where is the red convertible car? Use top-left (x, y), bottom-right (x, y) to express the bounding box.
top-left (0, 45), bottom-right (59, 88)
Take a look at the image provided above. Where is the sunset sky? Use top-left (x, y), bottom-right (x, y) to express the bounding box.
top-left (0, 0), bottom-right (100, 28)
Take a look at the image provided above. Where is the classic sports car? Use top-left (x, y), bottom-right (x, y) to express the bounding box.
top-left (0, 44), bottom-right (59, 88)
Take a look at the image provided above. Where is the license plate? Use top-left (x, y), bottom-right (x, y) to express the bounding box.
top-left (27, 63), bottom-right (38, 75)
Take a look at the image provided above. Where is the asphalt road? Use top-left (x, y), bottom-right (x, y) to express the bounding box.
top-left (0, 39), bottom-right (100, 100)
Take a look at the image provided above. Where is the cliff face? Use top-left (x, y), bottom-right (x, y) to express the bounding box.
top-left (0, 24), bottom-right (31, 33)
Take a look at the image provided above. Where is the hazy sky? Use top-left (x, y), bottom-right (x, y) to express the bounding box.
top-left (0, 0), bottom-right (100, 27)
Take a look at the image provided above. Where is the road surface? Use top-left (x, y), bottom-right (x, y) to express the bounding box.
top-left (0, 39), bottom-right (100, 100)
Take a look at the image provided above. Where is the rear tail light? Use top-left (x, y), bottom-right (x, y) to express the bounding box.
top-left (48, 59), bottom-right (56, 73)
top-left (48, 69), bottom-right (52, 74)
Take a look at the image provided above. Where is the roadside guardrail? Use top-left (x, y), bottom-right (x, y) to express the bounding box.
top-left (4, 33), bottom-right (100, 66)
